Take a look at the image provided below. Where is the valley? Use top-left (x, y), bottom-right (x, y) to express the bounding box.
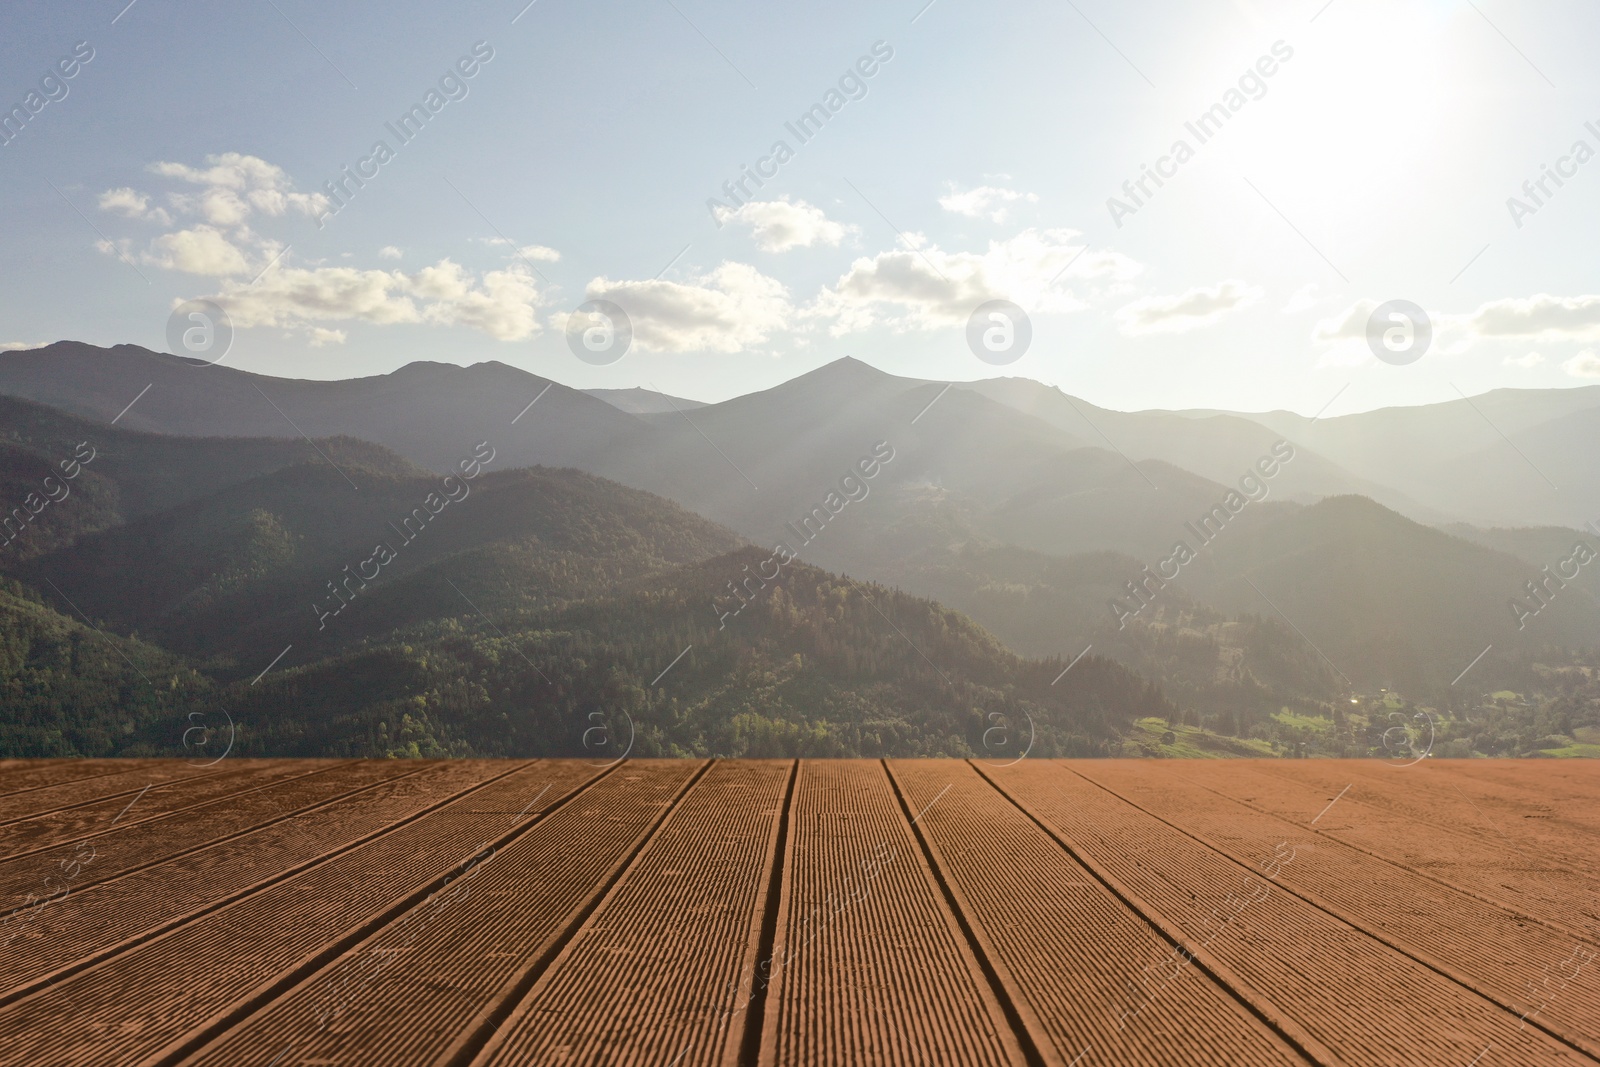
top-left (1, 344), bottom-right (1595, 760)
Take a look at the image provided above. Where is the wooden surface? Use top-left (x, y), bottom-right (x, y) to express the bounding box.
top-left (0, 758), bottom-right (1596, 1066)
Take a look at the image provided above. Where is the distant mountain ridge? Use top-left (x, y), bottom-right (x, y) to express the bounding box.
top-left (585, 386), bottom-right (706, 414)
top-left (8, 342), bottom-right (1598, 531)
top-left (4, 342), bottom-right (1598, 702)
top-left (1196, 385), bottom-right (1600, 528)
top-left (0, 392), bottom-right (423, 562)
top-left (0, 342), bottom-right (643, 478)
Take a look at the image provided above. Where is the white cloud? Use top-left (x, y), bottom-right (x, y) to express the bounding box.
top-left (477, 237), bottom-right (560, 262)
top-left (938, 185), bottom-right (1039, 223)
top-left (1315, 294), bottom-right (1600, 359)
top-left (574, 262), bottom-right (792, 353)
top-left (96, 154), bottom-right (546, 344)
top-left (95, 153), bottom-right (556, 345)
top-left (206, 266), bottom-right (419, 331)
top-left (810, 229), bottom-right (1138, 335)
top-left (408, 260), bottom-right (476, 302)
top-left (412, 260), bottom-right (545, 340)
top-left (94, 237), bottom-right (134, 260)
top-left (1468, 294), bottom-right (1600, 341)
top-left (99, 187), bottom-right (148, 215)
top-left (1504, 352), bottom-right (1544, 368)
top-left (1312, 299), bottom-right (1474, 363)
top-left (1280, 283), bottom-right (1323, 315)
top-left (1313, 300), bottom-right (1378, 343)
top-left (307, 327), bottom-right (347, 347)
top-left (143, 226), bottom-right (253, 276)
top-left (148, 153), bottom-right (328, 221)
top-left (1115, 280), bottom-right (1262, 336)
top-left (517, 244), bottom-right (560, 262)
top-left (96, 153), bottom-right (334, 283)
top-left (0, 342), bottom-right (49, 352)
top-left (169, 187), bottom-right (251, 227)
top-left (715, 198), bottom-right (855, 252)
top-left (1563, 350), bottom-right (1600, 378)
top-left (200, 258), bottom-right (547, 342)
top-left (1309, 301), bottom-right (1383, 366)
top-left (97, 187), bottom-right (172, 225)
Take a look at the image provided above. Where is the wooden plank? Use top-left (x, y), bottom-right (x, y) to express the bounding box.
top-left (1190, 761), bottom-right (1600, 944)
top-left (889, 759), bottom-right (1317, 1067)
top-left (1072, 761), bottom-right (1600, 1059)
top-left (757, 760), bottom-right (1024, 1067)
top-left (172, 761), bottom-right (706, 1067)
top-left (982, 761), bottom-right (1587, 1067)
top-left (0, 761), bottom-right (600, 1067)
top-left (470, 760), bottom-right (793, 1067)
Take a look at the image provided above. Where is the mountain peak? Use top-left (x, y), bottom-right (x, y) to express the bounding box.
top-left (586, 386), bottom-right (706, 414)
top-left (796, 355), bottom-right (914, 388)
top-left (827, 354), bottom-right (885, 375)
top-left (384, 360), bottom-right (458, 378)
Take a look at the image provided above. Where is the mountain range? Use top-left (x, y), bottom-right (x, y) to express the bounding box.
top-left (0, 389), bottom-right (1161, 760)
top-left (2, 341), bottom-right (1597, 757)
top-left (8, 341), bottom-right (1596, 530)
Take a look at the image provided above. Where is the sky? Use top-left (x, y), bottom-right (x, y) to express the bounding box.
top-left (3, 0), bottom-right (1600, 417)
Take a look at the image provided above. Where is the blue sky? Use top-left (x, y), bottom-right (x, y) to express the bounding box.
top-left (4, 0), bottom-right (1600, 415)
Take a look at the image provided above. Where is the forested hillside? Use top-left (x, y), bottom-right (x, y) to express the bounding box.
top-left (0, 403), bottom-right (1165, 759)
top-left (216, 550), bottom-right (1165, 759)
top-left (4, 382), bottom-right (1595, 761)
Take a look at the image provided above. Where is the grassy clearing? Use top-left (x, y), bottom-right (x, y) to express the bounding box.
top-left (1122, 717), bottom-right (1275, 758)
top-left (1535, 742), bottom-right (1600, 758)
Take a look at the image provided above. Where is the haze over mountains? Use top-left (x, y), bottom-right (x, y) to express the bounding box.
top-left (0, 387), bottom-right (1162, 759)
top-left (1, 340), bottom-right (1598, 758)
top-left (583, 387), bottom-right (707, 415)
top-left (7, 342), bottom-right (1596, 533)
